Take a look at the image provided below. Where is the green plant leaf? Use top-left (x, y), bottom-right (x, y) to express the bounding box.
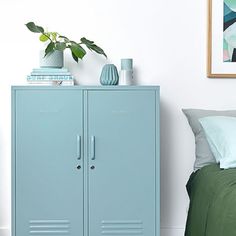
top-left (70, 43), bottom-right (86, 59)
top-left (70, 49), bottom-right (79, 63)
top-left (45, 42), bottom-right (55, 56)
top-left (55, 42), bottom-right (67, 51)
top-left (81, 37), bottom-right (107, 58)
top-left (80, 37), bottom-right (94, 45)
top-left (86, 44), bottom-right (107, 58)
top-left (25, 22), bottom-right (44, 33)
top-left (39, 34), bottom-right (49, 42)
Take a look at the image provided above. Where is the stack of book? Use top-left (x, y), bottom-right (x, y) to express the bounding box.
top-left (27, 67), bottom-right (74, 86)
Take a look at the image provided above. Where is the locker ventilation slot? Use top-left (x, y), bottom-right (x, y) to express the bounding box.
top-left (101, 220), bottom-right (143, 235)
top-left (29, 220), bottom-right (70, 234)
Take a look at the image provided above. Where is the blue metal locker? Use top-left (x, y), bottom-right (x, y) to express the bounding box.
top-left (12, 86), bottom-right (160, 236)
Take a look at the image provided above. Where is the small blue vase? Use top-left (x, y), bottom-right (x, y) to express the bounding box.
top-left (100, 64), bottom-right (119, 85)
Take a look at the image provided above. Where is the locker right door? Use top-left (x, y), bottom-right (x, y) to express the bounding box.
top-left (87, 89), bottom-right (159, 236)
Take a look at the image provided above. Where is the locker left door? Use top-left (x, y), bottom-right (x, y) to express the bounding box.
top-left (13, 88), bottom-right (84, 236)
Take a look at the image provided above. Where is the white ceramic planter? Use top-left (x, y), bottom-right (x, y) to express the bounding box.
top-left (39, 50), bottom-right (64, 68)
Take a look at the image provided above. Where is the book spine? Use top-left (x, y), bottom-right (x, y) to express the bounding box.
top-left (27, 75), bottom-right (74, 81)
top-left (31, 72), bottom-right (71, 76)
top-left (32, 68), bottom-right (69, 73)
top-left (27, 81), bottom-right (74, 86)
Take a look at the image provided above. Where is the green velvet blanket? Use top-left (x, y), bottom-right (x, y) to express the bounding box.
top-left (185, 164), bottom-right (236, 236)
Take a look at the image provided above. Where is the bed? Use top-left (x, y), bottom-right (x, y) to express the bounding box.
top-left (183, 109), bottom-right (236, 236)
top-left (185, 164), bottom-right (236, 235)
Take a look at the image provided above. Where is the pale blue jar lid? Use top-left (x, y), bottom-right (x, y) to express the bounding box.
top-left (121, 58), bottom-right (133, 70)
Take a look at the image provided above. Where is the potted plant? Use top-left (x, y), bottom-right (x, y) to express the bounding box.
top-left (26, 21), bottom-right (107, 68)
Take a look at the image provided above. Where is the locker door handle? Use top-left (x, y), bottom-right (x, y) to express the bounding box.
top-left (77, 135), bottom-right (81, 160)
top-left (90, 136), bottom-right (95, 160)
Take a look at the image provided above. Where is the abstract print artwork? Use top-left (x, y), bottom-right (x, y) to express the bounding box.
top-left (224, 0), bottom-right (236, 62)
top-left (208, 0), bottom-right (236, 78)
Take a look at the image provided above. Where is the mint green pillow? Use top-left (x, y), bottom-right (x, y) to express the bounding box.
top-left (199, 116), bottom-right (236, 169)
top-left (182, 109), bottom-right (236, 171)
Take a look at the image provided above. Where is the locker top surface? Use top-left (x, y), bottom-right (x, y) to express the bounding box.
top-left (12, 85), bottom-right (160, 91)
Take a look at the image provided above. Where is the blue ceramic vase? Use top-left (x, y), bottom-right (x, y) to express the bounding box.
top-left (100, 64), bottom-right (119, 85)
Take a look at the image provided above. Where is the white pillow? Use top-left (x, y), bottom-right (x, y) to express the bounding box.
top-left (199, 116), bottom-right (236, 169)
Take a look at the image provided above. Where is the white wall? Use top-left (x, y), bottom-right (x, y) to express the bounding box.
top-left (1, 0), bottom-right (236, 235)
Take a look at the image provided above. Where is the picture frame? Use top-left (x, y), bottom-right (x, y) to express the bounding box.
top-left (207, 0), bottom-right (236, 78)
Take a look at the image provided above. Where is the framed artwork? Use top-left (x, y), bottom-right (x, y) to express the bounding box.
top-left (208, 0), bottom-right (236, 78)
